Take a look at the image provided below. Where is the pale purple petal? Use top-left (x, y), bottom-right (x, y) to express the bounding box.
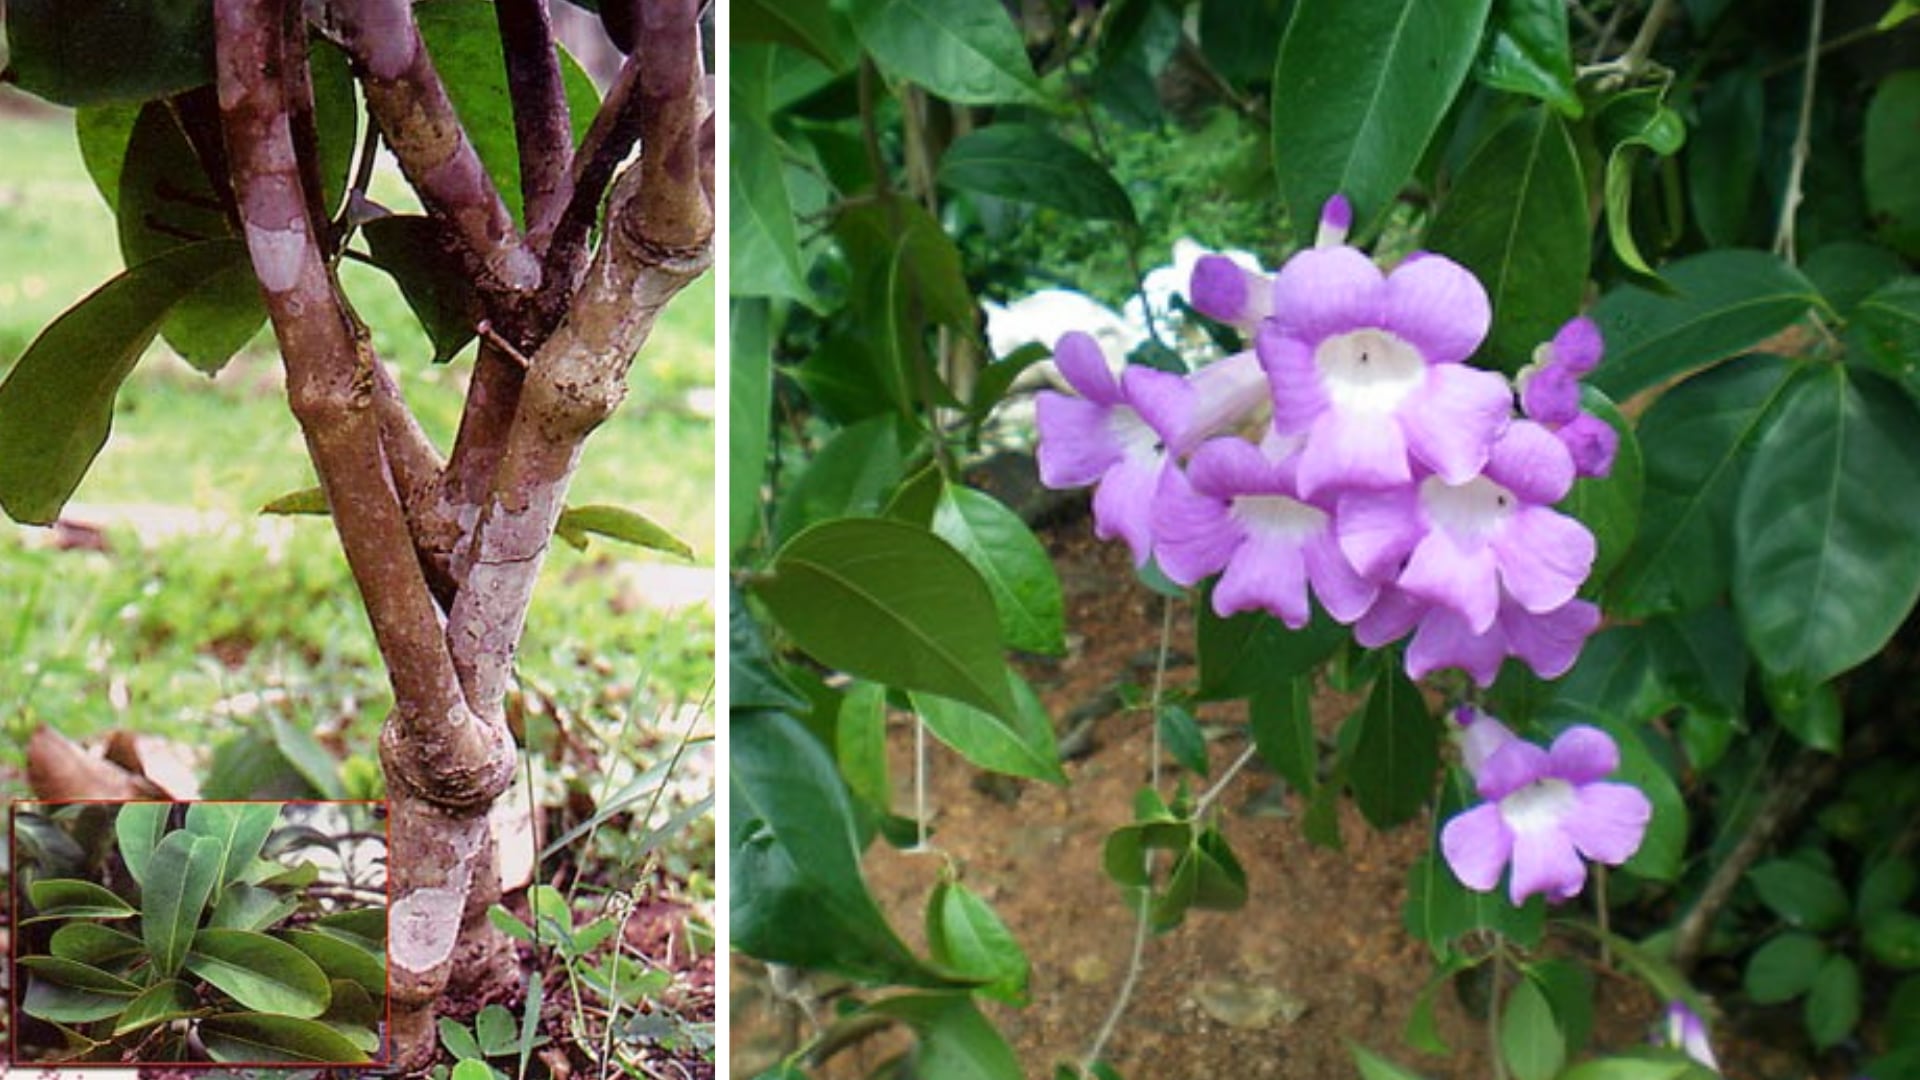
top-left (1441, 804), bottom-right (1513, 893)
top-left (1355, 585), bottom-right (1425, 648)
top-left (1303, 531), bottom-right (1379, 624)
top-left (1551, 316), bottom-right (1605, 375)
top-left (1545, 725), bottom-right (1620, 784)
top-left (1181, 350), bottom-right (1272, 450)
top-left (1382, 253), bottom-right (1491, 365)
top-left (1298, 407), bottom-right (1411, 498)
top-left (1504, 598), bottom-right (1601, 680)
top-left (1186, 436), bottom-right (1287, 497)
top-left (1150, 463), bottom-right (1241, 586)
top-left (1521, 364), bottom-right (1582, 425)
top-left (1191, 256), bottom-right (1271, 326)
top-left (1477, 740), bottom-right (1551, 801)
top-left (1054, 331), bottom-right (1121, 405)
top-left (1400, 364), bottom-right (1513, 484)
top-left (1508, 821), bottom-right (1588, 904)
top-left (1121, 365), bottom-right (1196, 448)
top-left (1256, 323), bottom-right (1329, 435)
top-left (1035, 393), bottom-right (1124, 488)
top-left (1214, 529), bottom-right (1312, 626)
top-left (1557, 412), bottom-right (1620, 479)
top-left (1490, 507), bottom-right (1595, 615)
top-left (1399, 530), bottom-right (1502, 635)
top-left (1334, 486), bottom-right (1424, 579)
top-left (1271, 246), bottom-right (1384, 344)
top-left (1405, 606), bottom-right (1507, 687)
top-left (1564, 781), bottom-right (1652, 865)
top-left (1457, 709), bottom-right (1519, 778)
top-left (1484, 419), bottom-right (1575, 504)
top-left (1091, 451), bottom-right (1164, 566)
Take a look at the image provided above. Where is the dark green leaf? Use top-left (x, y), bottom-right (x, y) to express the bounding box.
top-left (1590, 250), bottom-right (1824, 400)
top-left (1156, 704), bottom-right (1210, 777)
top-left (1850, 278), bottom-right (1920, 381)
top-left (26, 877), bottom-right (136, 920)
top-left (5, 0), bottom-right (213, 105)
top-left (1195, 596), bottom-right (1343, 700)
top-left (473, 1003), bottom-right (520, 1055)
top-left (1688, 65), bottom-right (1764, 248)
top-left (1806, 243), bottom-right (1908, 318)
top-left (755, 518), bottom-right (1016, 719)
top-left (1734, 366), bottom-right (1920, 685)
top-left (143, 830), bottom-right (224, 978)
top-left (931, 483), bottom-right (1065, 655)
top-left (926, 880), bottom-right (1030, 1005)
top-left (837, 681), bottom-right (893, 812)
top-left (1867, 911), bottom-right (1920, 970)
top-left (734, 0), bottom-right (849, 69)
top-left (1806, 953), bottom-right (1861, 1050)
top-left (74, 103), bottom-right (141, 211)
top-left (1349, 668), bottom-right (1437, 830)
top-left (1866, 71), bottom-right (1920, 258)
top-left (1558, 1053), bottom-right (1719, 1080)
top-left (114, 979), bottom-right (201, 1036)
top-left (185, 928), bottom-right (332, 1018)
top-left (21, 977), bottom-right (132, 1024)
top-left (554, 503), bottom-right (694, 559)
top-left (1476, 0), bottom-right (1580, 117)
top-left (771, 414), bottom-right (914, 545)
top-left (730, 588), bottom-right (808, 713)
top-left (16, 956), bottom-right (141, 994)
top-left (729, 106), bottom-right (814, 303)
top-left (1860, 858), bottom-right (1918, 923)
top-left (1270, 0), bottom-right (1493, 228)
top-left (115, 801), bottom-right (171, 889)
top-left (313, 906), bottom-right (388, 946)
top-left (1249, 677), bottom-right (1317, 795)
top-left (910, 669), bottom-right (1066, 784)
top-left (309, 40), bottom-right (358, 216)
top-left (1405, 832), bottom-right (1545, 956)
top-left (847, 0), bottom-right (1045, 105)
top-left (186, 801), bottom-right (281, 897)
top-left (267, 711), bottom-right (347, 799)
top-left (200, 1012), bottom-right (372, 1063)
top-left (1427, 107), bottom-right (1589, 370)
top-left (441, 1017), bottom-right (488, 1062)
top-left (1770, 677), bottom-right (1841, 752)
top-left (1500, 977), bottom-right (1565, 1080)
top-left (0, 239), bottom-right (252, 524)
top-left (939, 125), bottom-right (1136, 223)
top-left (732, 711), bottom-right (964, 986)
top-left (1748, 859), bottom-right (1851, 933)
top-left (731, 298), bottom-right (773, 553)
top-left (1745, 931), bottom-right (1827, 1003)
top-left (1567, 389), bottom-right (1642, 587)
top-left (209, 883), bottom-right (301, 932)
top-left (282, 929), bottom-right (387, 998)
top-left (361, 215), bottom-right (481, 364)
top-left (1532, 958), bottom-right (1595, 1049)
top-left (49, 923), bottom-right (145, 966)
top-left (1611, 354), bottom-right (1795, 616)
top-left (1352, 1044), bottom-right (1434, 1080)
top-left (835, 198), bottom-right (975, 331)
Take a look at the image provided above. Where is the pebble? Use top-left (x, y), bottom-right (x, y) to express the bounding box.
top-left (1190, 980), bottom-right (1308, 1029)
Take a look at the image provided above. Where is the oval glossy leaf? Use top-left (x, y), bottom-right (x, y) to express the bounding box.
top-left (939, 125), bottom-right (1135, 223)
top-left (1427, 107), bottom-right (1589, 370)
top-left (730, 107), bottom-right (814, 304)
top-left (735, 0), bottom-right (849, 69)
top-left (1688, 64), bottom-right (1764, 248)
top-left (5, 0), bottom-right (213, 105)
top-left (313, 906), bottom-right (389, 946)
top-left (1850, 278), bottom-right (1920, 380)
top-left (145, 830), bottom-right (226, 978)
top-left (1196, 594), bottom-right (1345, 700)
top-left (755, 518), bottom-right (1016, 718)
top-left (1611, 355), bottom-right (1794, 616)
top-left (113, 979), bottom-right (201, 1036)
top-left (115, 801), bottom-right (172, 889)
top-left (281, 929), bottom-right (388, 998)
top-left (1271, 0), bottom-right (1493, 228)
top-left (1567, 389), bottom-right (1642, 589)
top-left (909, 670), bottom-right (1066, 784)
top-left (926, 880), bottom-right (1029, 1005)
top-left (731, 298), bottom-right (774, 553)
top-left (0, 238), bottom-right (251, 524)
top-left (847, 0), bottom-right (1044, 105)
top-left (930, 483), bottom-right (1065, 656)
top-left (1866, 71), bottom-right (1920, 258)
top-left (1476, 0), bottom-right (1580, 117)
top-left (200, 1012), bottom-right (372, 1064)
top-left (1749, 859), bottom-right (1851, 933)
top-left (50, 923), bottom-right (145, 966)
top-left (771, 415), bottom-right (914, 544)
top-left (1734, 365), bottom-right (1920, 685)
top-left (17, 956), bottom-right (141, 994)
top-left (871, 993), bottom-right (1024, 1080)
top-left (837, 680), bottom-right (893, 812)
top-left (21, 978), bottom-right (133, 1024)
top-left (209, 883), bottom-right (301, 933)
top-left (834, 198), bottom-right (975, 331)
top-left (1745, 930), bottom-right (1827, 1003)
top-left (1590, 250), bottom-right (1825, 400)
top-left (554, 503), bottom-right (694, 559)
top-left (1807, 953), bottom-right (1862, 1050)
top-left (185, 929), bottom-right (332, 1018)
top-left (1866, 910), bottom-right (1920, 970)
top-left (361, 214), bottom-right (482, 363)
top-left (186, 801), bottom-right (282, 895)
top-left (1596, 89), bottom-right (1687, 277)
top-left (1349, 666), bottom-right (1438, 830)
top-left (75, 103), bottom-right (142, 211)
top-left (731, 711), bottom-right (961, 986)
top-left (1500, 977), bottom-right (1565, 1080)
top-left (27, 878), bottom-right (136, 920)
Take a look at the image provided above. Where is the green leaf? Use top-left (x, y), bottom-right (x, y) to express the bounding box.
top-left (1500, 977), bottom-right (1565, 1080)
top-left (185, 928), bottom-right (332, 1018)
top-left (1850, 278), bottom-right (1920, 381)
top-left (113, 979), bottom-right (201, 1036)
top-left (1532, 958), bottom-right (1595, 1050)
top-left (1270, 0), bottom-right (1493, 228)
top-left (1866, 71), bottom-right (1920, 258)
top-left (1688, 64), bottom-right (1764, 248)
top-left (16, 956), bottom-right (141, 994)
top-left (731, 298), bottom-right (773, 553)
top-left (208, 883), bottom-right (302, 932)
top-left (926, 880), bottom-right (1030, 1005)
top-left (1156, 703), bottom-right (1210, 777)
top-left (836, 681), bottom-right (893, 812)
top-left (260, 487), bottom-right (329, 516)
top-left (1806, 953), bottom-right (1861, 1051)
top-left (1611, 355), bottom-right (1795, 616)
top-left (25, 877), bottom-right (137, 920)
top-left (731, 711), bottom-right (962, 986)
top-left (200, 1012), bottom-right (371, 1064)
top-left (1352, 1043), bottom-right (1435, 1080)
top-left (1249, 677), bottom-right (1317, 795)
top-left (910, 669), bottom-right (1066, 784)
top-left (1806, 243), bottom-right (1909, 318)
top-left (1867, 910), bottom-right (1920, 970)
top-left (930, 483), bottom-right (1065, 656)
top-left (847, 0), bottom-right (1044, 105)
top-left (1405, 828), bottom-right (1545, 956)
top-left (553, 503), bottom-right (694, 559)
top-left (475, 1003), bottom-right (520, 1055)
top-left (1348, 668), bottom-right (1437, 830)
top-left (939, 125), bottom-right (1136, 223)
top-left (452, 1061), bottom-right (496, 1080)
top-left (49, 923), bottom-right (145, 966)
top-left (142, 830), bottom-right (224, 977)
top-left (1745, 931), bottom-right (1827, 1003)
top-left (1595, 88), bottom-right (1687, 276)
top-left (1427, 107), bottom-right (1589, 370)
top-left (1557, 1052), bottom-right (1719, 1080)
top-left (116, 100), bottom-right (267, 372)
top-left (755, 518), bottom-right (1017, 719)
top-left (771, 414), bottom-right (914, 545)
top-left (870, 993), bottom-right (1024, 1080)
top-left (1734, 365), bottom-right (1920, 686)
top-left (309, 39), bottom-right (358, 216)
top-left (518, 971), bottom-right (545, 1080)
top-left (74, 103), bottom-right (141, 211)
top-left (731, 590), bottom-right (808, 713)
top-left (115, 801), bottom-right (171, 889)
top-left (21, 977), bottom-right (133, 1024)
top-left (735, 0), bottom-right (849, 69)
top-left (313, 906), bottom-right (388, 946)
top-left (4, 0), bottom-right (213, 105)
top-left (361, 215), bottom-right (482, 364)
top-left (729, 106), bottom-right (813, 303)
top-left (186, 801), bottom-right (282, 898)
top-left (1196, 596), bottom-right (1344, 700)
top-left (1770, 677), bottom-right (1841, 752)
top-left (1591, 250), bottom-right (1824, 400)
top-left (414, 0), bottom-right (601, 229)
top-left (282, 929), bottom-right (388, 998)
top-left (1567, 388), bottom-right (1642, 587)
top-left (1748, 859), bottom-right (1850, 933)
top-left (1861, 858), bottom-right (1918, 923)
top-left (441, 1017), bottom-right (488, 1062)
top-left (0, 238), bottom-right (252, 524)
top-left (1476, 0), bottom-right (1580, 117)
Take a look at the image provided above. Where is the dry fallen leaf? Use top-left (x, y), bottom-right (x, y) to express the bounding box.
top-left (27, 725), bottom-right (163, 801)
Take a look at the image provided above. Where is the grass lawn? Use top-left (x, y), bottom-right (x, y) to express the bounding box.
top-left (0, 104), bottom-right (717, 792)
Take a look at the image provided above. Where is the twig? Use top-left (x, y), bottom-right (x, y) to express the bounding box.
top-left (1191, 743), bottom-right (1260, 821)
top-left (1773, 0), bottom-right (1826, 264)
top-left (493, 0), bottom-right (575, 254)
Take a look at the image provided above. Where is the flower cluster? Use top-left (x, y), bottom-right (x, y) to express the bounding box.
top-left (1034, 196), bottom-right (1615, 686)
top-left (1441, 708), bottom-right (1651, 905)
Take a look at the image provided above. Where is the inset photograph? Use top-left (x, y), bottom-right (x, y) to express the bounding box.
top-left (9, 800), bottom-right (387, 1065)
